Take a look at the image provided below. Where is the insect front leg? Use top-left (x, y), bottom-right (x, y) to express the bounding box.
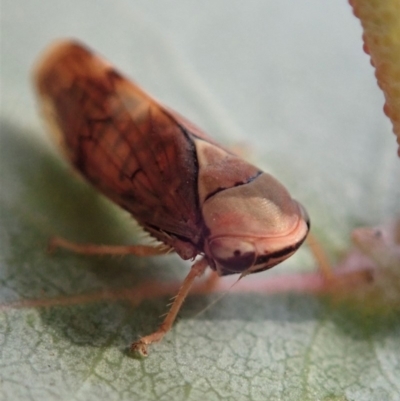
top-left (48, 236), bottom-right (169, 257)
top-left (131, 257), bottom-right (209, 357)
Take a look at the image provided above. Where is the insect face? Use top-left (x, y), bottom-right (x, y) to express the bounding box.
top-left (202, 173), bottom-right (310, 276)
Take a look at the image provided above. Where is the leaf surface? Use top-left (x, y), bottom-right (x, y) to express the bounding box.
top-left (1, 1), bottom-right (400, 400)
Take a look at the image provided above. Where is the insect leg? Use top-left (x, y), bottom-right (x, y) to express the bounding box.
top-left (48, 236), bottom-right (168, 257)
top-left (306, 232), bottom-right (373, 287)
top-left (130, 257), bottom-right (209, 357)
top-left (306, 232), bottom-right (334, 281)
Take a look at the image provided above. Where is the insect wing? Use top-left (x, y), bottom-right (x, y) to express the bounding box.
top-left (34, 42), bottom-right (203, 249)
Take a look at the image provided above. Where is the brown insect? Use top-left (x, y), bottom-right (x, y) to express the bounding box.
top-left (34, 40), bottom-right (310, 356)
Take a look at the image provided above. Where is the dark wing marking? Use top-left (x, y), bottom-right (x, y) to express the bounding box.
top-left (203, 170), bottom-right (263, 202)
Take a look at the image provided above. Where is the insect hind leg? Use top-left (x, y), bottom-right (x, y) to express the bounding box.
top-left (48, 236), bottom-right (169, 257)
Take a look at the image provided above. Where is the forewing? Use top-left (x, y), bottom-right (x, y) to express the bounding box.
top-left (34, 41), bottom-right (202, 242)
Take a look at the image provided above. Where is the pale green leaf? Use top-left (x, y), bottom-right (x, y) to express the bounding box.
top-left (1, 1), bottom-right (400, 401)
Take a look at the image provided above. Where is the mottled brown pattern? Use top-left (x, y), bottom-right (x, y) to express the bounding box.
top-left (35, 41), bottom-right (203, 253)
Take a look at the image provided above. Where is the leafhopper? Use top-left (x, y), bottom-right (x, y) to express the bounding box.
top-left (34, 40), bottom-right (310, 356)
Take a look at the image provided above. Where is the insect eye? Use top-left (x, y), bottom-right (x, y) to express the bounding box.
top-left (208, 238), bottom-right (256, 275)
